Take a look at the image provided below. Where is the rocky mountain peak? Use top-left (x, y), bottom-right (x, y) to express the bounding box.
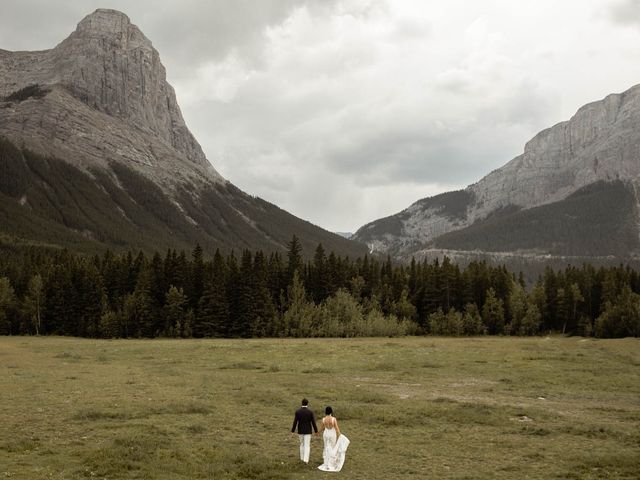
top-left (353, 83), bottom-right (640, 260)
top-left (68, 9), bottom-right (153, 55)
top-left (0, 9), bottom-right (221, 183)
top-left (75, 9), bottom-right (135, 36)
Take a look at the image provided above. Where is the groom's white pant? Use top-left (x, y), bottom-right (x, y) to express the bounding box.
top-left (298, 434), bottom-right (311, 463)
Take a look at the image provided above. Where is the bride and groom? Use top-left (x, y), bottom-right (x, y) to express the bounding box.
top-left (291, 398), bottom-right (350, 472)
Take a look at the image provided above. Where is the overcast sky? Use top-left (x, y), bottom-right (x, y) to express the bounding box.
top-left (3, 1), bottom-right (640, 232)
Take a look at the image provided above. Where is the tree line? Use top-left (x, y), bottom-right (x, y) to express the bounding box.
top-left (0, 236), bottom-right (639, 338)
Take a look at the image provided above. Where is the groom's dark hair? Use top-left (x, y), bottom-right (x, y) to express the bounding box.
top-left (301, 398), bottom-right (309, 406)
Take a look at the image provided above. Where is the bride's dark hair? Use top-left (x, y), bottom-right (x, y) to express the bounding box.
top-left (325, 406), bottom-right (333, 415)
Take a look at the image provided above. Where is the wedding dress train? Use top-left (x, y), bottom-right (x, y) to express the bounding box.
top-left (318, 427), bottom-right (350, 472)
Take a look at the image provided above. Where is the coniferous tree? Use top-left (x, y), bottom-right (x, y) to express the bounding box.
top-left (0, 277), bottom-right (16, 335)
top-left (287, 235), bottom-right (303, 282)
top-left (226, 252), bottom-right (241, 336)
top-left (44, 264), bottom-right (73, 335)
top-left (195, 283), bottom-right (228, 337)
top-left (23, 274), bottom-right (44, 335)
top-left (519, 303), bottom-right (542, 336)
top-left (595, 286), bottom-right (640, 338)
top-left (134, 266), bottom-right (159, 337)
top-left (310, 244), bottom-right (329, 304)
top-left (149, 252), bottom-right (167, 309)
top-left (422, 264), bottom-right (441, 315)
top-left (508, 281), bottom-right (528, 335)
top-left (251, 251), bottom-right (276, 337)
top-left (566, 282), bottom-right (584, 334)
top-left (4, 240), bottom-right (640, 339)
top-left (100, 310), bottom-right (122, 338)
top-left (281, 270), bottom-right (315, 337)
top-left (543, 267), bottom-right (558, 329)
top-left (234, 250), bottom-right (256, 337)
top-left (529, 282), bottom-right (547, 331)
top-left (72, 260), bottom-right (104, 337)
top-left (326, 252), bottom-right (340, 297)
top-left (556, 287), bottom-right (569, 333)
top-left (163, 286), bottom-right (188, 337)
top-left (439, 257), bottom-right (457, 311)
top-left (189, 244), bottom-right (205, 309)
top-left (121, 289), bottom-right (153, 338)
top-left (195, 250), bottom-right (229, 337)
top-left (482, 287), bottom-right (505, 335)
top-left (408, 258), bottom-right (418, 298)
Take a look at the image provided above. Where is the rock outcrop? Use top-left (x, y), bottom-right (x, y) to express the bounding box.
top-left (354, 84), bottom-right (640, 259)
top-left (0, 9), bottom-right (367, 258)
top-left (0, 9), bottom-right (220, 190)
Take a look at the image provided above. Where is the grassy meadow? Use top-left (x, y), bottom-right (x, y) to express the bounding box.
top-left (1, 336), bottom-right (639, 479)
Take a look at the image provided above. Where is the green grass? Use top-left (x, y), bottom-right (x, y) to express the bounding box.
top-left (1, 336), bottom-right (639, 479)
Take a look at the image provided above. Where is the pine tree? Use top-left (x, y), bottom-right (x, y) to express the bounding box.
top-left (226, 252), bottom-right (241, 337)
top-left (566, 282), bottom-right (584, 334)
top-left (134, 266), bottom-right (159, 337)
top-left (439, 257), bottom-right (458, 311)
top-left (44, 264), bottom-right (73, 336)
top-left (251, 251), bottom-right (276, 336)
top-left (519, 303), bottom-right (542, 336)
top-left (482, 287), bottom-right (505, 334)
top-left (543, 267), bottom-right (558, 329)
top-left (0, 277), bottom-right (16, 335)
top-left (280, 271), bottom-right (314, 337)
top-left (163, 286), bottom-right (187, 337)
top-left (422, 263), bottom-right (441, 315)
top-left (121, 289), bottom-right (154, 338)
top-left (23, 274), bottom-right (44, 335)
top-left (72, 261), bottom-right (105, 337)
top-left (326, 252), bottom-right (340, 297)
top-left (149, 252), bottom-right (166, 309)
top-left (595, 286), bottom-right (640, 338)
top-left (287, 235), bottom-right (303, 283)
top-left (100, 310), bottom-right (122, 338)
top-left (189, 244), bottom-right (205, 309)
top-left (196, 282), bottom-right (229, 337)
top-left (508, 281), bottom-right (528, 335)
top-left (231, 250), bottom-right (256, 338)
top-left (556, 287), bottom-right (569, 333)
top-left (310, 244), bottom-right (329, 303)
top-left (195, 250), bottom-right (229, 337)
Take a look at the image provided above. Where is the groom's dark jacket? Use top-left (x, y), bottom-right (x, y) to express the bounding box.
top-left (292, 406), bottom-right (318, 435)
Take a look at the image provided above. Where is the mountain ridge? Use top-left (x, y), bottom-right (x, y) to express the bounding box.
top-left (0, 9), bottom-right (367, 258)
top-left (353, 82), bottom-right (640, 260)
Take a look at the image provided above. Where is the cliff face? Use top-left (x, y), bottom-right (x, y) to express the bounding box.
top-left (354, 84), bottom-right (640, 259)
top-left (470, 86), bottom-right (640, 220)
top-left (0, 9), bottom-right (367, 258)
top-left (0, 9), bottom-right (221, 189)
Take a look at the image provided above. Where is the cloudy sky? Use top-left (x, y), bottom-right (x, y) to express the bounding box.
top-left (3, 1), bottom-right (640, 232)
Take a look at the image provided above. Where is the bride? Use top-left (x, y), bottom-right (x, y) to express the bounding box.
top-left (317, 406), bottom-right (350, 472)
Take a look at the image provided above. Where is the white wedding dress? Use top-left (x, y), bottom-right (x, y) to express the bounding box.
top-left (318, 417), bottom-right (350, 472)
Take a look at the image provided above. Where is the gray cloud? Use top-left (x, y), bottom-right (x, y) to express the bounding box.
top-left (2, 0), bottom-right (640, 232)
top-left (610, 0), bottom-right (640, 25)
top-left (0, 1), bottom-right (308, 70)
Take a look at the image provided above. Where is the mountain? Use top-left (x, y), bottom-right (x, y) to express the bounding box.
top-left (353, 84), bottom-right (640, 263)
top-left (0, 9), bottom-right (367, 257)
top-left (335, 232), bottom-right (354, 239)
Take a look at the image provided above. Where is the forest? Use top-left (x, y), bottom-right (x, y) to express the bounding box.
top-left (0, 236), bottom-right (639, 339)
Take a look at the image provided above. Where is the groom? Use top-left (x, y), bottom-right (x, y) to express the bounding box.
top-left (291, 398), bottom-right (318, 464)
